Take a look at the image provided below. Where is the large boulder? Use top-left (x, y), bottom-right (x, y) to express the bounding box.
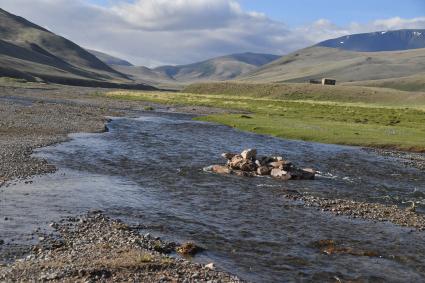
top-left (241, 149), bottom-right (257, 160)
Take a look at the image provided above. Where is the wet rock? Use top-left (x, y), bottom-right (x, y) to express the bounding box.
top-left (289, 168), bottom-right (316, 180)
top-left (233, 170), bottom-right (256, 177)
top-left (269, 160), bottom-right (292, 170)
top-left (176, 242), bottom-right (203, 256)
top-left (268, 161), bottom-right (284, 169)
top-left (221, 153), bottom-right (237, 160)
top-left (270, 169), bottom-right (292, 180)
top-left (241, 149), bottom-right (257, 160)
top-left (228, 155), bottom-right (244, 169)
top-left (209, 149), bottom-right (316, 181)
top-left (301, 168), bottom-right (316, 180)
top-left (211, 165), bottom-right (233, 175)
top-left (239, 160), bottom-right (257, 172)
top-left (259, 156), bottom-right (273, 166)
top-left (257, 166), bottom-right (271, 176)
top-left (205, 263), bottom-right (216, 270)
top-left (312, 239), bottom-right (379, 257)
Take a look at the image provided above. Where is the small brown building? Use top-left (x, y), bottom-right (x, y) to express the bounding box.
top-left (322, 78), bottom-right (337, 85)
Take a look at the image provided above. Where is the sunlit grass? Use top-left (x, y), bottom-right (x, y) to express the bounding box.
top-left (100, 89), bottom-right (425, 152)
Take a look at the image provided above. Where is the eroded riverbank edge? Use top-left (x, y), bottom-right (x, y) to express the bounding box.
top-left (1, 83), bottom-right (425, 281)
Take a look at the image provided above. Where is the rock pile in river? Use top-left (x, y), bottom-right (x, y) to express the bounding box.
top-left (208, 149), bottom-right (316, 180)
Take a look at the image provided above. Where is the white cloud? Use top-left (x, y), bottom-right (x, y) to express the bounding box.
top-left (368, 16), bottom-right (425, 31)
top-left (0, 0), bottom-right (424, 66)
top-left (110, 0), bottom-right (243, 30)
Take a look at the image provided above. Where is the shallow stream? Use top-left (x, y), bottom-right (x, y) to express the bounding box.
top-left (1, 112), bottom-right (425, 282)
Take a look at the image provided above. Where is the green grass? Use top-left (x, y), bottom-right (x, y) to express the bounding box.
top-left (100, 88), bottom-right (425, 152)
top-left (184, 82), bottom-right (425, 108)
top-left (349, 75), bottom-right (425, 92)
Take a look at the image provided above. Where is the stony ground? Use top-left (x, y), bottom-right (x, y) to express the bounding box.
top-left (283, 190), bottom-right (425, 230)
top-left (0, 101), bottom-right (110, 182)
top-left (364, 148), bottom-right (425, 171)
top-left (0, 211), bottom-right (241, 282)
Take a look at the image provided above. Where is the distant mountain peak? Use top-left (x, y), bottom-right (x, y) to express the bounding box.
top-left (317, 29), bottom-right (425, 52)
top-left (150, 52), bottom-right (280, 82)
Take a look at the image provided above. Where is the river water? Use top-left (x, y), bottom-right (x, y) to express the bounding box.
top-left (1, 112), bottom-right (425, 282)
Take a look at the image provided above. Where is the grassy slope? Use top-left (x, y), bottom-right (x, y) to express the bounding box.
top-left (344, 73), bottom-right (425, 92)
top-left (184, 82), bottom-right (425, 108)
top-left (240, 46), bottom-right (425, 85)
top-left (100, 83), bottom-right (425, 152)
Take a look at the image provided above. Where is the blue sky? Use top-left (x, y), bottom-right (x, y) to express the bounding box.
top-left (1, 0), bottom-right (425, 65)
top-left (88, 0), bottom-right (425, 26)
top-left (239, 0), bottom-right (425, 26)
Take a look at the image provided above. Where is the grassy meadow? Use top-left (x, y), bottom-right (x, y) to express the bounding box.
top-left (100, 82), bottom-right (425, 152)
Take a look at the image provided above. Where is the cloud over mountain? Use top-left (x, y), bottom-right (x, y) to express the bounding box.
top-left (0, 0), bottom-right (424, 66)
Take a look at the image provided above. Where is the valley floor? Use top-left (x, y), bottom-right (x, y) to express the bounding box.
top-left (1, 81), bottom-right (425, 281)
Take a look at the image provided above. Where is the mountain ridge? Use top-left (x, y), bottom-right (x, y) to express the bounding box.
top-left (0, 8), bottom-right (160, 89)
top-left (316, 29), bottom-right (425, 52)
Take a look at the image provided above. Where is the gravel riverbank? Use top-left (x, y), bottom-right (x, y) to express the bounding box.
top-left (0, 100), bottom-right (109, 183)
top-left (283, 190), bottom-right (425, 230)
top-left (0, 211), bottom-right (242, 282)
top-left (364, 148), bottom-right (425, 171)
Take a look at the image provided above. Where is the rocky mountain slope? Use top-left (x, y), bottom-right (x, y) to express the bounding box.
top-left (317, 29), bottom-right (425, 52)
top-left (0, 8), bottom-right (155, 89)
